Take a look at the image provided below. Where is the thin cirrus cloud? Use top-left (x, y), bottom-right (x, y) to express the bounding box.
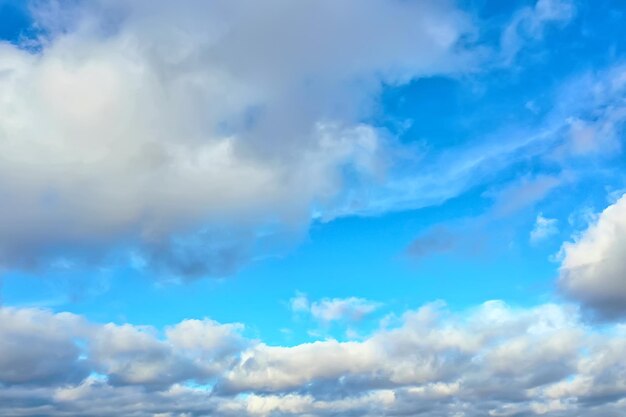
top-left (1, 302), bottom-right (626, 416)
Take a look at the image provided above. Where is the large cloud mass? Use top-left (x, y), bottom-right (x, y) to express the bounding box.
top-left (1, 302), bottom-right (626, 416)
top-left (0, 0), bottom-right (472, 277)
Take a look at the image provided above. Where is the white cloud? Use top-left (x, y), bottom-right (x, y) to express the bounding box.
top-left (0, 0), bottom-right (474, 277)
top-left (166, 319), bottom-right (245, 358)
top-left (530, 213), bottom-right (559, 243)
top-left (2, 301), bottom-right (626, 416)
top-left (89, 319), bottom-right (246, 388)
top-left (559, 193), bottom-right (626, 319)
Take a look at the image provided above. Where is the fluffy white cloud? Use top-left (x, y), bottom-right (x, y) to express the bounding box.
top-left (166, 319), bottom-right (245, 358)
top-left (0, 0), bottom-right (474, 277)
top-left (1, 301), bottom-right (626, 416)
top-left (559, 193), bottom-right (626, 319)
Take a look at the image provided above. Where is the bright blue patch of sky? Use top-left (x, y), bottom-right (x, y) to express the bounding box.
top-left (0, 0), bottom-right (34, 42)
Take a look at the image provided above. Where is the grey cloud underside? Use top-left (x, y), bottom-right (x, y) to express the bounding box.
top-left (1, 303), bottom-right (626, 417)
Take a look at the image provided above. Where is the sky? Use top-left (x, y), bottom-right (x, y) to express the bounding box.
top-left (1, 0), bottom-right (626, 416)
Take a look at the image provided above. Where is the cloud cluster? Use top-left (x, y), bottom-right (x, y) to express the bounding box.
top-left (1, 301), bottom-right (626, 416)
top-left (559, 193), bottom-right (626, 319)
top-left (0, 0), bottom-right (474, 277)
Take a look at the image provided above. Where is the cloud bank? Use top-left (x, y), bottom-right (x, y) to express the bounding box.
top-left (1, 301), bottom-right (626, 416)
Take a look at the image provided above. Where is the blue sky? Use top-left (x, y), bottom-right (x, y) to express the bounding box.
top-left (1, 1), bottom-right (626, 416)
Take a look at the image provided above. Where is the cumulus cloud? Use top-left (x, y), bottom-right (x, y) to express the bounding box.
top-left (90, 323), bottom-right (201, 388)
top-left (1, 301), bottom-right (626, 416)
top-left (559, 193), bottom-right (626, 319)
top-left (0, 307), bottom-right (245, 392)
top-left (0, 308), bottom-right (89, 386)
top-left (91, 319), bottom-right (246, 389)
top-left (0, 0), bottom-right (475, 277)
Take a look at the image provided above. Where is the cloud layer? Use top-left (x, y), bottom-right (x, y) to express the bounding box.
top-left (1, 301), bottom-right (626, 416)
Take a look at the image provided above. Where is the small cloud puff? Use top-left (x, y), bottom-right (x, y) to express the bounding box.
top-left (290, 293), bottom-right (381, 323)
top-left (530, 213), bottom-right (559, 243)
